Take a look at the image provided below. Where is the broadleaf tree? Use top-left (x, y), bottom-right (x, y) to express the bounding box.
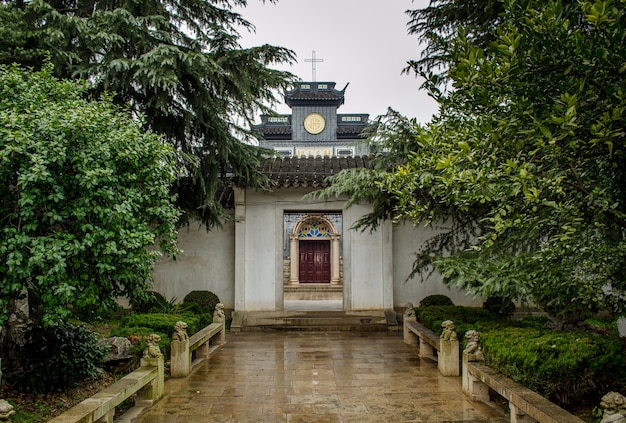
top-left (317, 0), bottom-right (626, 321)
top-left (0, 0), bottom-right (296, 227)
top-left (0, 64), bottom-right (180, 326)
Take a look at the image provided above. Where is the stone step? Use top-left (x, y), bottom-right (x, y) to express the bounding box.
top-left (237, 310), bottom-right (395, 332)
top-left (283, 284), bottom-right (343, 293)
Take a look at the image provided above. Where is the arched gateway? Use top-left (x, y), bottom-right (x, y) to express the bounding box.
top-left (288, 215), bottom-right (341, 285)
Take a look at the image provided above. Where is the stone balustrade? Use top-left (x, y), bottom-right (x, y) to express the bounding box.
top-left (48, 341), bottom-right (164, 423)
top-left (403, 315), bottom-right (460, 376)
top-left (463, 351), bottom-right (584, 423)
top-left (170, 316), bottom-right (226, 378)
top-left (402, 307), bottom-right (586, 423)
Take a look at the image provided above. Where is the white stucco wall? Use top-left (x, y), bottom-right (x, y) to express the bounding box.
top-left (152, 220), bottom-right (235, 309)
top-left (342, 204), bottom-right (393, 310)
top-left (238, 187), bottom-right (355, 311)
top-left (152, 188), bottom-right (481, 313)
top-left (238, 189), bottom-right (281, 310)
top-left (392, 220), bottom-right (482, 307)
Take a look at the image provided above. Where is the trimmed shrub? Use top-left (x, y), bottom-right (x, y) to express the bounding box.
top-left (113, 312), bottom-right (211, 358)
top-left (415, 305), bottom-right (626, 406)
top-left (415, 305), bottom-right (504, 338)
top-left (10, 322), bottom-right (107, 393)
top-left (119, 312), bottom-right (211, 337)
top-left (483, 295), bottom-right (516, 317)
top-left (183, 290), bottom-right (221, 314)
top-left (419, 295), bottom-right (454, 307)
top-left (481, 327), bottom-right (626, 405)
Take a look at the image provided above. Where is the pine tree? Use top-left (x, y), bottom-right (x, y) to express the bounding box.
top-left (0, 0), bottom-right (295, 226)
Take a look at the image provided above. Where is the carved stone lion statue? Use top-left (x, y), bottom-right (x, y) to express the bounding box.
top-left (463, 330), bottom-right (485, 361)
top-left (440, 320), bottom-right (458, 341)
top-left (213, 303), bottom-right (225, 324)
top-left (404, 302), bottom-right (416, 318)
top-left (172, 321), bottom-right (188, 342)
top-left (601, 392), bottom-right (626, 423)
top-left (143, 334), bottom-right (163, 358)
top-left (464, 330), bottom-right (481, 354)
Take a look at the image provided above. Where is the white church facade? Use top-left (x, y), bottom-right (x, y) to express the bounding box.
top-left (152, 82), bottom-right (480, 314)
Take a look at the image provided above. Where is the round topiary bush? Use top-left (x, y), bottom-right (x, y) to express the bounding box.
top-left (130, 290), bottom-right (166, 313)
top-left (183, 290), bottom-right (221, 314)
top-left (419, 295), bottom-right (454, 307)
top-left (483, 295), bottom-right (516, 317)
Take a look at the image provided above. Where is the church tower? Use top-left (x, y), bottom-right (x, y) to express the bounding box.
top-left (253, 81), bottom-right (370, 157)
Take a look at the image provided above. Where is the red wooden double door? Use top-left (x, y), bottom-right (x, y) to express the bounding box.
top-left (298, 240), bottom-right (330, 283)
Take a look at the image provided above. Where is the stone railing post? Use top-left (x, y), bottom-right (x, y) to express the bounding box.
top-left (170, 321), bottom-right (191, 377)
top-left (402, 302), bottom-right (418, 345)
top-left (462, 330), bottom-right (489, 402)
top-left (438, 320), bottom-right (460, 376)
top-left (213, 304), bottom-right (226, 346)
top-left (137, 334), bottom-right (165, 404)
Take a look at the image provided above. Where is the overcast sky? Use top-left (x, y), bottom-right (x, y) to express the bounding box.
top-left (234, 0), bottom-right (438, 123)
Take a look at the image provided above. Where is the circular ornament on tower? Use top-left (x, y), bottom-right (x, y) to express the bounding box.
top-left (303, 112), bottom-right (325, 134)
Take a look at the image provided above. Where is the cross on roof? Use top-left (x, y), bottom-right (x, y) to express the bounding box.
top-left (304, 50), bottom-right (324, 82)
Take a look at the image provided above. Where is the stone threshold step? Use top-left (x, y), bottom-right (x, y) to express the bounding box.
top-left (241, 324), bottom-right (389, 332)
top-left (283, 285), bottom-right (343, 292)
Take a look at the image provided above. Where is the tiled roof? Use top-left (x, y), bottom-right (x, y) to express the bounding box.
top-left (285, 90), bottom-right (345, 101)
top-left (256, 126), bottom-right (292, 135)
top-left (337, 125), bottom-right (367, 135)
top-left (259, 155), bottom-right (374, 188)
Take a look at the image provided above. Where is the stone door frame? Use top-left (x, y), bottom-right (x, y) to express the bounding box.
top-left (288, 214), bottom-right (341, 285)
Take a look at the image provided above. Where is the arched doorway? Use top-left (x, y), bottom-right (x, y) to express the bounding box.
top-left (288, 215), bottom-right (341, 285)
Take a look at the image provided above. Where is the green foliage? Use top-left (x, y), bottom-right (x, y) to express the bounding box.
top-left (414, 305), bottom-right (626, 406)
top-left (183, 290), bottom-right (221, 314)
top-left (482, 327), bottom-right (626, 405)
top-left (114, 312), bottom-right (211, 357)
top-left (415, 305), bottom-right (504, 338)
top-left (0, 64), bottom-right (179, 327)
top-left (483, 295), bottom-right (516, 317)
top-left (130, 291), bottom-right (167, 314)
top-left (119, 312), bottom-right (211, 337)
top-left (419, 294), bottom-right (455, 307)
top-left (317, 0), bottom-right (626, 321)
top-left (0, 0), bottom-right (296, 228)
top-left (9, 322), bottom-right (107, 394)
top-left (405, 0), bottom-right (505, 74)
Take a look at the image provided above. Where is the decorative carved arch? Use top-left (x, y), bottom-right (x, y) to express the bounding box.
top-left (289, 214), bottom-right (341, 285)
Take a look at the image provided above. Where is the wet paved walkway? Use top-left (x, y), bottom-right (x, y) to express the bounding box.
top-left (132, 331), bottom-right (505, 423)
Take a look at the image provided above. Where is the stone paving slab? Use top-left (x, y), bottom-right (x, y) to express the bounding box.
top-left (128, 331), bottom-right (506, 423)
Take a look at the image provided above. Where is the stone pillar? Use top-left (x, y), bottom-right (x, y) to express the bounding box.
top-left (403, 316), bottom-right (419, 346)
top-left (216, 321), bottom-right (226, 345)
top-left (195, 341), bottom-right (209, 360)
top-left (462, 352), bottom-right (489, 402)
top-left (289, 234), bottom-right (299, 285)
top-left (170, 337), bottom-right (190, 378)
top-left (438, 338), bottom-right (460, 376)
top-left (331, 234), bottom-right (341, 285)
top-left (510, 403), bottom-right (537, 423)
top-left (138, 354), bottom-right (164, 403)
top-left (420, 341), bottom-right (437, 359)
top-left (95, 410), bottom-right (115, 423)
